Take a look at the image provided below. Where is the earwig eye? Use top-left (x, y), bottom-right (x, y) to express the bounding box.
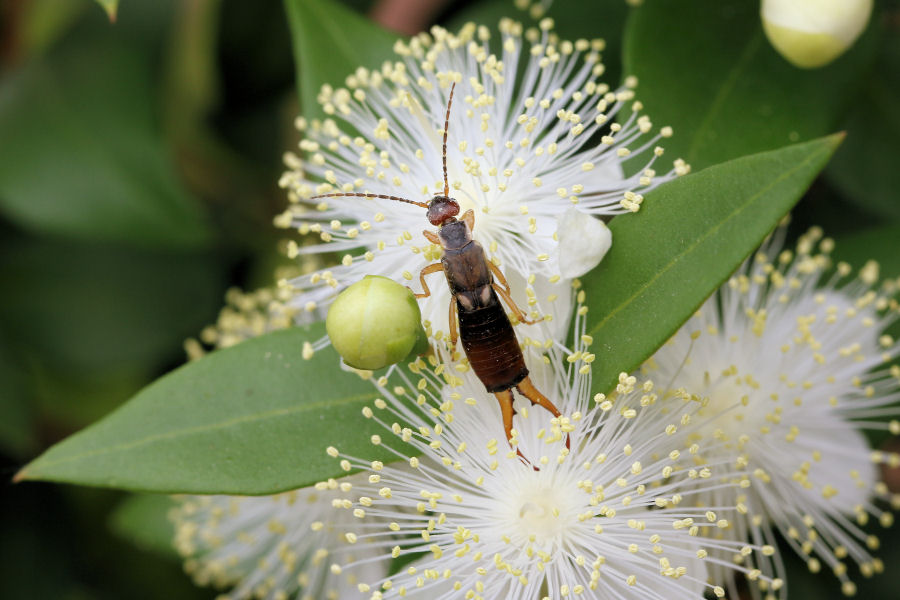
top-left (427, 197), bottom-right (460, 226)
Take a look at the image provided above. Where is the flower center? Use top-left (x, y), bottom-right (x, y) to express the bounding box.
top-left (497, 479), bottom-right (579, 550)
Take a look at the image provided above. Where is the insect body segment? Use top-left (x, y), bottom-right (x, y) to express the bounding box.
top-left (309, 82), bottom-right (565, 458)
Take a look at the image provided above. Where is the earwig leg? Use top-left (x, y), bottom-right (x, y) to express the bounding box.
top-left (413, 263), bottom-right (444, 299)
top-left (495, 390), bottom-right (533, 466)
top-left (448, 298), bottom-right (459, 357)
top-left (461, 209), bottom-right (474, 231)
top-left (423, 229), bottom-right (440, 245)
top-left (515, 377), bottom-right (560, 417)
top-left (515, 376), bottom-right (570, 451)
top-left (488, 261), bottom-right (537, 325)
top-left (495, 390), bottom-right (516, 443)
top-left (492, 282), bottom-right (537, 325)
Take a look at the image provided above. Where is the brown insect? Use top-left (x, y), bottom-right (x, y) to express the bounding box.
top-left (311, 82), bottom-right (565, 455)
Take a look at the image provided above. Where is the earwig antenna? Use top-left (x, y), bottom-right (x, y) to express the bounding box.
top-left (442, 82), bottom-right (456, 197)
top-left (309, 192), bottom-right (429, 209)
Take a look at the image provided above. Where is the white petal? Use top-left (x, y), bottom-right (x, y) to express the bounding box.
top-left (556, 207), bottom-right (612, 278)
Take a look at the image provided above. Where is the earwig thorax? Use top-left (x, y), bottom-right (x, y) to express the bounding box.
top-left (437, 219), bottom-right (471, 250)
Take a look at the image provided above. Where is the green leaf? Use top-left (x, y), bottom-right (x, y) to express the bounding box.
top-left (832, 224), bottom-right (900, 280)
top-left (0, 335), bottom-right (35, 457)
top-left (826, 28), bottom-right (900, 220)
top-left (623, 0), bottom-right (876, 172)
top-left (0, 234), bottom-right (224, 377)
top-left (832, 223), bottom-right (900, 347)
top-left (284, 0), bottom-right (399, 120)
top-left (109, 494), bottom-right (178, 558)
top-left (584, 134), bottom-right (844, 396)
top-left (0, 35), bottom-right (212, 248)
top-left (16, 324), bottom-right (402, 495)
top-left (95, 0), bottom-right (118, 22)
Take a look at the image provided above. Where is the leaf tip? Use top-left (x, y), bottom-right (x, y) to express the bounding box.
top-left (830, 131), bottom-right (847, 146)
top-left (12, 466), bottom-right (30, 484)
top-left (97, 0), bottom-right (118, 23)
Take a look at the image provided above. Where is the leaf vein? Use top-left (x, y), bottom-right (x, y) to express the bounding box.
top-left (25, 392), bottom-right (377, 473)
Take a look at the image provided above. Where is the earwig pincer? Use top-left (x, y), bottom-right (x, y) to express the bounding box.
top-left (311, 82), bottom-right (566, 457)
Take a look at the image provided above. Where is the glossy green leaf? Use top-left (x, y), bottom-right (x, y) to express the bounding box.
top-left (623, 0), bottom-right (875, 172)
top-left (109, 494), bottom-right (178, 558)
top-left (284, 0), bottom-right (398, 120)
top-left (0, 36), bottom-right (212, 248)
top-left (16, 324), bottom-right (401, 495)
top-left (584, 134), bottom-right (843, 396)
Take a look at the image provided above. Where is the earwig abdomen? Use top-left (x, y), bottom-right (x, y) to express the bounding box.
top-left (457, 287), bottom-right (529, 393)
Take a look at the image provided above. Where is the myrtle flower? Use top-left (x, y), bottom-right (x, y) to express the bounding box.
top-left (183, 284), bottom-right (299, 360)
top-left (171, 477), bottom-right (391, 600)
top-left (276, 18), bottom-right (687, 345)
top-left (642, 227), bottom-right (900, 597)
top-left (324, 292), bottom-right (776, 600)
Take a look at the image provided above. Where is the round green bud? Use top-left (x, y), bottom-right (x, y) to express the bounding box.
top-left (326, 275), bottom-right (427, 370)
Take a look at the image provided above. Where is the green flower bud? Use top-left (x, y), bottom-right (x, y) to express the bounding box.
top-left (326, 275), bottom-right (427, 370)
top-left (761, 0), bottom-right (872, 69)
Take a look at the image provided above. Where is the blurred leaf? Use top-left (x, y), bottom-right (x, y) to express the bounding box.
top-left (16, 323), bottom-right (410, 495)
top-left (163, 0), bottom-right (221, 135)
top-left (0, 233), bottom-right (224, 377)
top-left (444, 0), bottom-right (516, 33)
top-left (623, 0), bottom-right (876, 171)
top-left (585, 134), bottom-right (844, 396)
top-left (284, 0), bottom-right (398, 119)
top-left (545, 0), bottom-right (630, 87)
top-left (826, 25), bottom-right (900, 220)
top-left (832, 223), bottom-right (900, 349)
top-left (21, 0), bottom-right (90, 57)
top-left (0, 35), bottom-right (212, 248)
top-left (832, 224), bottom-right (900, 279)
top-left (95, 0), bottom-right (118, 22)
top-left (109, 494), bottom-right (178, 558)
top-left (0, 483), bottom-right (209, 600)
top-left (0, 335), bottom-right (35, 457)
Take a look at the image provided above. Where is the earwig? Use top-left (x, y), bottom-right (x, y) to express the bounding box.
top-left (311, 82), bottom-right (566, 459)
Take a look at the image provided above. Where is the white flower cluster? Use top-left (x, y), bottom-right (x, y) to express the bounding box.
top-left (173, 229), bottom-right (900, 599)
top-left (275, 17), bottom-right (686, 344)
top-left (171, 16), bottom-right (899, 600)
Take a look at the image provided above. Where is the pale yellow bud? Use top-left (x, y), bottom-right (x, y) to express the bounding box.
top-left (761, 0), bottom-right (872, 68)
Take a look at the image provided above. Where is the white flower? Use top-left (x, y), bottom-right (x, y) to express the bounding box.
top-left (183, 286), bottom-right (299, 359)
top-left (641, 227), bottom-right (900, 597)
top-left (277, 18), bottom-right (687, 345)
top-left (171, 479), bottom-right (390, 600)
top-left (761, 0), bottom-right (873, 68)
top-left (324, 293), bottom-right (776, 600)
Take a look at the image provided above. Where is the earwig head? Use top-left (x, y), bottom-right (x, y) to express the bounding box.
top-left (426, 196), bottom-right (460, 226)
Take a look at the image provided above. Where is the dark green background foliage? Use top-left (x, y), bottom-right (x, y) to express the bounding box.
top-left (1, 0), bottom-right (899, 599)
